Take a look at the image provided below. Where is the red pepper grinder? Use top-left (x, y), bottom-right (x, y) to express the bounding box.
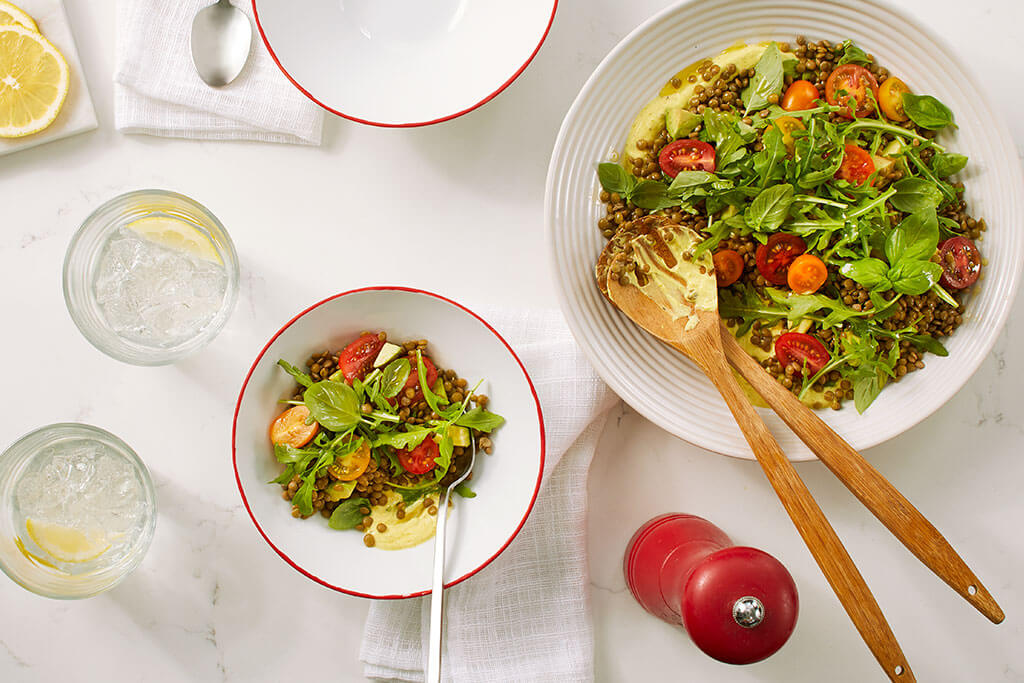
top-left (623, 513), bottom-right (799, 665)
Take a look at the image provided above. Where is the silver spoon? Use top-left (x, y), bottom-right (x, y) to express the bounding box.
top-left (190, 0), bottom-right (253, 87)
top-left (426, 438), bottom-right (477, 683)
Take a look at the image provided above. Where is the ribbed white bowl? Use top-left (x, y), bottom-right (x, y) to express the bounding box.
top-left (546, 0), bottom-right (1024, 460)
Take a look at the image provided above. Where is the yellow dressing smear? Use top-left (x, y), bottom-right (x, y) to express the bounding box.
top-left (627, 227), bottom-right (717, 332)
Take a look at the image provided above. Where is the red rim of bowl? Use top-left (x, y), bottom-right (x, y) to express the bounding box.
top-left (232, 286), bottom-right (547, 599)
top-left (252, 0), bottom-right (559, 128)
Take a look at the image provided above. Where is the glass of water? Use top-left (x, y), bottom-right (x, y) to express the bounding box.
top-left (63, 189), bottom-right (240, 365)
top-left (0, 424), bottom-right (157, 599)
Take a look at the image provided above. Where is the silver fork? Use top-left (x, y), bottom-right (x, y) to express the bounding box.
top-left (426, 438), bottom-right (477, 683)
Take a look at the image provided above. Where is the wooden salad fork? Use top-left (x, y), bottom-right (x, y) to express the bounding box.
top-left (603, 223), bottom-right (914, 682)
top-left (719, 326), bottom-right (1004, 624)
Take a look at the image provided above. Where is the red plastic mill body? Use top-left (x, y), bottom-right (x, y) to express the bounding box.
top-left (623, 514), bottom-right (799, 665)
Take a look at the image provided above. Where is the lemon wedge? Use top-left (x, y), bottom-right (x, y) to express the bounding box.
top-left (0, 24), bottom-right (69, 138)
top-left (0, 1), bottom-right (37, 31)
top-left (25, 518), bottom-right (111, 563)
top-left (127, 215), bottom-right (223, 264)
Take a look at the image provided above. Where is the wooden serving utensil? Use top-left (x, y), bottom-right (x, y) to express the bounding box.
top-left (718, 326), bottom-right (1005, 624)
top-left (602, 222), bottom-right (913, 682)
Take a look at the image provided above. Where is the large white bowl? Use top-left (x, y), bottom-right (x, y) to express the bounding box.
top-left (252, 0), bottom-right (557, 127)
top-left (546, 0), bottom-right (1024, 461)
top-left (233, 287), bottom-right (544, 598)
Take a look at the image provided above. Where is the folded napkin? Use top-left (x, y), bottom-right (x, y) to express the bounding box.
top-left (114, 0), bottom-right (324, 144)
top-left (360, 308), bottom-right (618, 682)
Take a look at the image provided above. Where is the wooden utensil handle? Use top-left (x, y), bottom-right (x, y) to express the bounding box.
top-left (690, 345), bottom-right (914, 683)
top-left (719, 325), bottom-right (1005, 625)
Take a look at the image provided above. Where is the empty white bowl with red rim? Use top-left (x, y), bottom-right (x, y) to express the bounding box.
top-left (233, 287), bottom-right (544, 598)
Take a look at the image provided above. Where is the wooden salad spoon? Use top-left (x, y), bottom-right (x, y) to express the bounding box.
top-left (719, 326), bottom-right (1004, 624)
top-left (602, 221), bottom-right (914, 682)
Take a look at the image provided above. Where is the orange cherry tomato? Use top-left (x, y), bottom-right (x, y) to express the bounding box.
top-left (781, 80), bottom-right (820, 111)
top-left (877, 76), bottom-right (910, 122)
top-left (825, 64), bottom-right (879, 118)
top-left (712, 249), bottom-right (745, 287)
top-left (786, 254), bottom-right (828, 294)
top-left (773, 116), bottom-right (805, 155)
top-left (270, 405), bottom-right (319, 448)
top-left (331, 440), bottom-right (371, 481)
top-left (835, 143), bottom-right (875, 186)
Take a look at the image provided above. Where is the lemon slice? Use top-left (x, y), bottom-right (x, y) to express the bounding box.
top-left (127, 215), bottom-right (223, 264)
top-left (25, 518), bottom-right (111, 563)
top-left (0, 24), bottom-right (69, 138)
top-left (0, 1), bottom-right (37, 31)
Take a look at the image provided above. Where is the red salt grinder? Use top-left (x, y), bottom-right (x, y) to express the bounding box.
top-left (623, 514), bottom-right (799, 665)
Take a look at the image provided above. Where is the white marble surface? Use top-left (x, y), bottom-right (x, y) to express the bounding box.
top-left (0, 0), bottom-right (1022, 681)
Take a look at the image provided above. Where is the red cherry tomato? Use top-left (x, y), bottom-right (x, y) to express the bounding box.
top-left (775, 332), bottom-right (831, 376)
top-left (401, 353), bottom-right (439, 404)
top-left (755, 234), bottom-right (807, 286)
top-left (835, 144), bottom-right (875, 186)
top-left (825, 64), bottom-right (879, 118)
top-left (781, 80), bottom-right (820, 111)
top-left (396, 437), bottom-right (439, 475)
top-left (658, 139), bottom-right (716, 178)
top-left (937, 237), bottom-right (981, 289)
top-left (336, 333), bottom-right (385, 383)
top-left (712, 249), bottom-right (745, 287)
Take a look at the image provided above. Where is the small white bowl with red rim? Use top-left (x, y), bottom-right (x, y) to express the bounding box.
top-left (233, 287), bottom-right (545, 598)
top-left (252, 0), bottom-right (558, 127)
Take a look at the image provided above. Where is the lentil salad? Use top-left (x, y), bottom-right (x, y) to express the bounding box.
top-left (269, 331), bottom-right (503, 550)
top-left (595, 37), bottom-right (984, 412)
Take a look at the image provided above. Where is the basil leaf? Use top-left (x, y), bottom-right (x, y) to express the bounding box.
top-left (328, 498), bottom-right (370, 530)
top-left (853, 370), bottom-right (884, 414)
top-left (888, 260), bottom-right (942, 295)
top-left (902, 93), bottom-right (956, 130)
top-left (380, 358), bottom-right (410, 399)
top-left (597, 162), bottom-right (636, 195)
top-left (631, 180), bottom-right (678, 210)
top-left (304, 381), bottom-right (361, 432)
top-left (836, 39), bottom-right (872, 66)
top-left (454, 483), bottom-right (476, 499)
top-left (745, 183), bottom-right (794, 232)
top-left (372, 428), bottom-right (431, 450)
top-left (742, 42), bottom-right (785, 114)
top-left (668, 170), bottom-right (718, 190)
top-left (277, 359), bottom-right (313, 388)
top-left (455, 408), bottom-right (505, 433)
top-left (930, 152), bottom-right (968, 178)
top-left (885, 210), bottom-right (939, 265)
top-left (890, 178), bottom-right (943, 213)
top-left (840, 258), bottom-right (892, 291)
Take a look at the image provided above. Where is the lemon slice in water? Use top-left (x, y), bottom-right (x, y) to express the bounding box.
top-left (128, 215), bottom-right (223, 264)
top-left (25, 519), bottom-right (111, 563)
top-left (0, 1), bottom-right (37, 31)
top-left (0, 24), bottom-right (69, 138)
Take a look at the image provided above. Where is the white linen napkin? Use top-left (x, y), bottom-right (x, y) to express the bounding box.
top-left (360, 307), bottom-right (618, 683)
top-left (114, 0), bottom-right (324, 144)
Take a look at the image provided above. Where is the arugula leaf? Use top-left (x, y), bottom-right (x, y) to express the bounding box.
top-left (372, 428), bottom-right (431, 450)
top-left (454, 483), bottom-right (476, 499)
top-left (416, 351), bottom-right (443, 416)
top-left (597, 162), bottom-right (637, 195)
top-left (902, 93), bottom-right (956, 130)
top-left (277, 359), bottom-right (313, 388)
top-left (885, 209), bottom-right (939, 265)
top-left (840, 258), bottom-right (892, 291)
top-left (889, 260), bottom-right (942, 295)
top-left (274, 443), bottom-right (319, 465)
top-left (890, 178), bottom-right (942, 213)
top-left (745, 183), bottom-right (794, 231)
top-left (293, 477), bottom-right (315, 516)
top-left (835, 39), bottom-right (872, 66)
top-left (380, 358), bottom-right (410, 399)
top-left (903, 333), bottom-right (949, 357)
top-left (930, 152), bottom-right (968, 178)
top-left (269, 464), bottom-right (296, 485)
top-left (455, 408), bottom-right (505, 432)
top-left (695, 213), bottom-right (747, 257)
top-left (304, 381), bottom-right (361, 432)
top-left (432, 433), bottom-right (455, 483)
top-left (328, 498), bottom-right (370, 530)
top-left (742, 42), bottom-right (785, 114)
top-left (753, 126), bottom-right (786, 187)
top-left (764, 288), bottom-right (863, 328)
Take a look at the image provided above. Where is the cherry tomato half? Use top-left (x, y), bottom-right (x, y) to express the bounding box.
top-left (877, 77), bottom-right (910, 122)
top-left (937, 237), bottom-right (981, 290)
top-left (774, 116), bottom-right (805, 155)
top-left (713, 249), bottom-right (745, 287)
top-left (331, 441), bottom-right (371, 481)
top-left (270, 405), bottom-right (319, 448)
top-left (781, 80), bottom-right (820, 111)
top-left (337, 333), bottom-right (385, 383)
top-left (775, 332), bottom-right (831, 376)
top-left (658, 139), bottom-right (716, 178)
top-left (755, 234), bottom-right (807, 286)
top-left (396, 437), bottom-right (440, 475)
top-left (787, 253), bottom-right (828, 294)
top-left (825, 64), bottom-right (879, 118)
top-left (835, 144), bottom-right (875, 186)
